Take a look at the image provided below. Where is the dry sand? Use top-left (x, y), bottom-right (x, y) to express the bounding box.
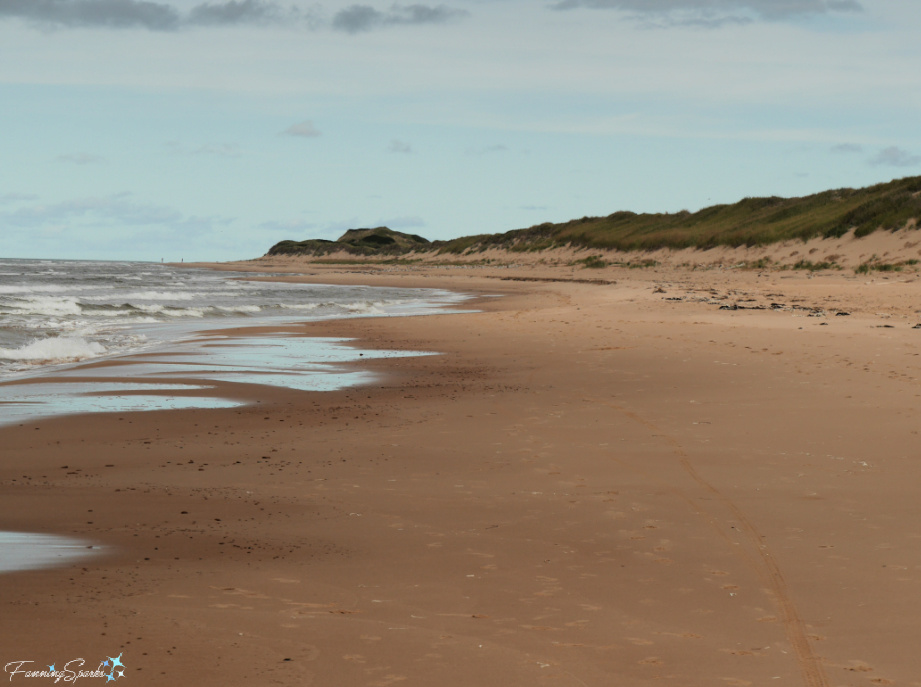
top-left (2, 256), bottom-right (921, 686)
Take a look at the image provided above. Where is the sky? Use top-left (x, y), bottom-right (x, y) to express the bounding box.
top-left (1, 0), bottom-right (920, 261)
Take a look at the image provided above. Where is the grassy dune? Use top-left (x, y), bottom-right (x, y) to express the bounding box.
top-left (265, 176), bottom-right (921, 260)
top-left (268, 227), bottom-right (430, 257)
top-left (436, 176), bottom-right (921, 254)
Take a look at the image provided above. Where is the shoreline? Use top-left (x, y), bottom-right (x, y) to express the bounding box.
top-left (2, 262), bottom-right (921, 684)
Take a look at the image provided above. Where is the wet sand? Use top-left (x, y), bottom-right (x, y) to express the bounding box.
top-left (2, 259), bottom-right (921, 685)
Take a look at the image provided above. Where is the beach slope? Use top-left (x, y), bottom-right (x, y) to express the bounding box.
top-left (2, 262), bottom-right (920, 685)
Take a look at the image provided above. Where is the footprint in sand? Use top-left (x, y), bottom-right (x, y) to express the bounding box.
top-left (465, 549), bottom-right (495, 559)
top-left (534, 587), bottom-right (562, 597)
top-left (655, 631), bottom-right (702, 640)
top-left (211, 586), bottom-right (271, 600)
top-left (626, 637), bottom-right (654, 646)
top-left (209, 603), bottom-right (253, 610)
top-left (638, 657), bottom-right (663, 665)
top-left (844, 660), bottom-right (873, 672)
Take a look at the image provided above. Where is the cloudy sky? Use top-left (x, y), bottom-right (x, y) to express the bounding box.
top-left (1, 0), bottom-right (919, 261)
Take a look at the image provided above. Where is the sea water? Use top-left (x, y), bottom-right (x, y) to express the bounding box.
top-left (0, 258), bottom-right (464, 378)
top-left (0, 259), bottom-right (468, 572)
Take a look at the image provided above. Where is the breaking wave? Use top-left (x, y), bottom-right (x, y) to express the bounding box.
top-left (0, 336), bottom-right (107, 363)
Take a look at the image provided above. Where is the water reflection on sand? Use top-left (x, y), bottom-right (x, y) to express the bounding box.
top-left (0, 335), bottom-right (432, 426)
top-left (0, 532), bottom-right (102, 574)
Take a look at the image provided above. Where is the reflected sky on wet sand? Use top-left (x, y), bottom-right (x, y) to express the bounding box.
top-left (0, 532), bottom-right (102, 574)
top-left (0, 335), bottom-right (433, 426)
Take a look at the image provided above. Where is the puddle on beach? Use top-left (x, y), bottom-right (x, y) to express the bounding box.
top-left (0, 531), bottom-right (102, 574)
top-left (0, 336), bottom-right (432, 426)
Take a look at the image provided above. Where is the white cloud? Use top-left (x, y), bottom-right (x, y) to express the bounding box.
top-left (388, 139), bottom-right (412, 153)
top-left (0, 191), bottom-right (247, 259)
top-left (331, 3), bottom-right (468, 34)
top-left (282, 120), bottom-right (322, 137)
top-left (0, 0), bottom-right (300, 31)
top-left (551, 0), bottom-right (863, 28)
top-left (869, 146), bottom-right (921, 167)
top-left (0, 192), bottom-right (40, 203)
top-left (55, 152), bottom-right (107, 165)
top-left (0, 193), bottom-right (184, 229)
top-left (0, 0), bottom-right (182, 31)
top-left (186, 0), bottom-right (301, 27)
top-left (466, 144), bottom-right (508, 155)
top-left (0, 0), bottom-right (462, 32)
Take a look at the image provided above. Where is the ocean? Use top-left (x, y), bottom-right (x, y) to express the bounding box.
top-left (0, 258), bottom-right (465, 379)
top-left (0, 258), bottom-right (469, 428)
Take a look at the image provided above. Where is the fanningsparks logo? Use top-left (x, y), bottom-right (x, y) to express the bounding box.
top-left (4, 654), bottom-right (125, 683)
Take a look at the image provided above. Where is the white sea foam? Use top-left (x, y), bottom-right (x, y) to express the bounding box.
top-left (0, 259), bottom-right (471, 379)
top-left (90, 309), bottom-right (142, 318)
top-left (7, 297), bottom-right (83, 317)
top-left (164, 307), bottom-right (204, 317)
top-left (216, 305), bottom-right (262, 313)
top-left (0, 336), bottom-right (106, 362)
top-left (135, 304), bottom-right (204, 317)
top-left (343, 301), bottom-right (386, 314)
top-left (0, 284), bottom-right (76, 294)
top-left (101, 290), bottom-right (197, 301)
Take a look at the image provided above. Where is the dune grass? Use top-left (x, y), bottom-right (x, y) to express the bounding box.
top-left (436, 176), bottom-right (921, 255)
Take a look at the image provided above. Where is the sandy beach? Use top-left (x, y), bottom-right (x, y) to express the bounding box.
top-left (3, 256), bottom-right (921, 686)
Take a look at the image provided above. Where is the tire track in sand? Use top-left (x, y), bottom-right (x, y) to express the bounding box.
top-left (591, 399), bottom-right (829, 687)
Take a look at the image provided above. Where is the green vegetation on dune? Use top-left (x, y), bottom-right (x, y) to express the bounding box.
top-left (436, 176), bottom-right (921, 254)
top-left (267, 227), bottom-right (430, 257)
top-left (855, 257), bottom-right (920, 274)
top-left (265, 176), bottom-right (921, 260)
